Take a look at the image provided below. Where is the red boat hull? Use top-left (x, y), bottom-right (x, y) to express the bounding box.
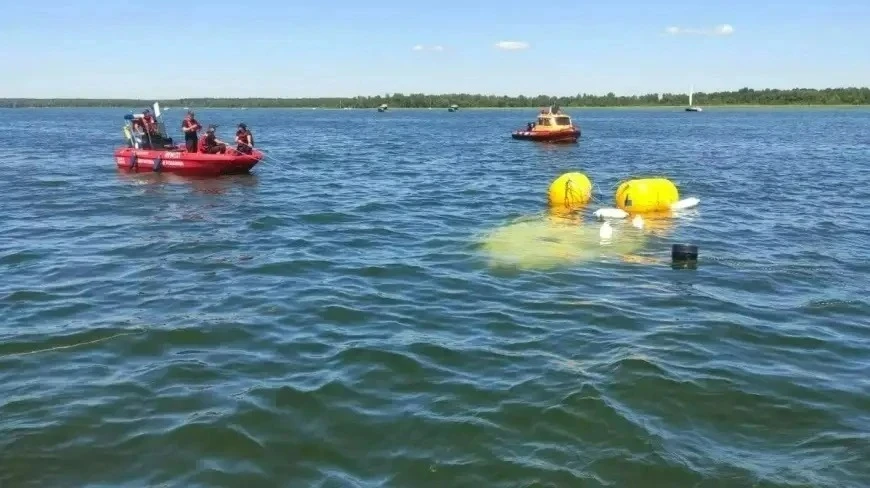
top-left (113, 147), bottom-right (263, 176)
top-left (511, 128), bottom-right (581, 144)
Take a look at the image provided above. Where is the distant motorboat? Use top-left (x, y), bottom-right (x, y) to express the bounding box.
top-left (448, 104), bottom-right (459, 112)
top-left (377, 103), bottom-right (388, 112)
top-left (511, 105), bottom-right (581, 143)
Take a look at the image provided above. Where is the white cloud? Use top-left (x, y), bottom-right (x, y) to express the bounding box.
top-left (715, 24), bottom-right (734, 35)
top-left (412, 44), bottom-right (445, 52)
top-left (665, 23), bottom-right (734, 36)
top-left (495, 41), bottom-right (530, 50)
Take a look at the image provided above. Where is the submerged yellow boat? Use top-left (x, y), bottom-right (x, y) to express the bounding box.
top-left (512, 106), bottom-right (581, 143)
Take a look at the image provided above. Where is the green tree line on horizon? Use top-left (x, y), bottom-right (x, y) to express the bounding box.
top-left (2, 87), bottom-right (869, 109)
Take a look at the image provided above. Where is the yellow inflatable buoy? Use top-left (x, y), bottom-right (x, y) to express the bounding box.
top-left (614, 178), bottom-right (679, 214)
top-left (548, 172), bottom-right (592, 209)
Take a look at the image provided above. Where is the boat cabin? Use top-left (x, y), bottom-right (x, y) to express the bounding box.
top-left (536, 114), bottom-right (573, 128)
top-left (528, 106), bottom-right (574, 132)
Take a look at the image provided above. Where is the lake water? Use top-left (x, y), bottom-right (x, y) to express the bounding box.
top-left (1, 107), bottom-right (869, 487)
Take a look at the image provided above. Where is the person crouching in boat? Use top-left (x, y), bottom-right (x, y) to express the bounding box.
top-left (197, 125), bottom-right (228, 154)
top-left (140, 108), bottom-right (168, 148)
top-left (142, 109), bottom-right (158, 135)
top-left (235, 123), bottom-right (254, 154)
top-left (131, 113), bottom-right (157, 149)
top-left (182, 110), bottom-right (202, 152)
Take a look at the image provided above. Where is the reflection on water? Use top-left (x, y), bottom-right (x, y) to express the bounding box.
top-left (631, 212), bottom-right (677, 238)
top-left (545, 207), bottom-right (584, 224)
top-left (115, 170), bottom-right (259, 194)
top-left (532, 141), bottom-right (581, 153)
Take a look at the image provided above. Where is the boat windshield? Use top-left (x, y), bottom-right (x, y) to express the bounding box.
top-left (555, 116), bottom-right (571, 126)
top-left (537, 117), bottom-right (551, 126)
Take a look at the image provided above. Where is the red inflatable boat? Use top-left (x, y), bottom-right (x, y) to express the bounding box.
top-left (114, 147), bottom-right (263, 176)
top-left (115, 102), bottom-right (263, 176)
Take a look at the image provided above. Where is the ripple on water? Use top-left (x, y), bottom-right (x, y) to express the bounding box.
top-left (2, 108), bottom-right (870, 487)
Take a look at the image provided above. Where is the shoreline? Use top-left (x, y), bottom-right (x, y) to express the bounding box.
top-left (3, 87), bottom-right (868, 109)
top-left (1, 104), bottom-right (868, 110)
top-left (412, 104), bottom-right (870, 110)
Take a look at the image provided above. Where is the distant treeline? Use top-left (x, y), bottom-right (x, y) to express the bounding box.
top-left (2, 87), bottom-right (869, 108)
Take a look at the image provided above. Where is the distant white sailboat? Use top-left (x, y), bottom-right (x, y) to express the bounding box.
top-left (685, 85), bottom-right (702, 112)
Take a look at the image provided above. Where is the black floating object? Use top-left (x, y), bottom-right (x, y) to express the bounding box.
top-left (671, 244), bottom-right (699, 268)
top-left (672, 244), bottom-right (698, 260)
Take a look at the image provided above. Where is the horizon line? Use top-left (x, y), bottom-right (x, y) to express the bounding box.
top-left (2, 86), bottom-right (869, 101)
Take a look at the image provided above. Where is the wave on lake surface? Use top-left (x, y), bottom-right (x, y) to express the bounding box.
top-left (1, 107), bottom-right (870, 487)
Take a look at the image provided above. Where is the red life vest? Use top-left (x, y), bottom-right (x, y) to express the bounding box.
top-left (196, 137), bottom-right (208, 152)
top-left (236, 129), bottom-right (252, 145)
top-left (182, 117), bottom-right (201, 134)
top-left (143, 114), bottom-right (157, 134)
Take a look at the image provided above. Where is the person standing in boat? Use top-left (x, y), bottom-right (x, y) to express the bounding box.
top-left (197, 125), bottom-right (228, 154)
top-left (235, 123), bottom-right (254, 154)
top-left (181, 110), bottom-right (202, 152)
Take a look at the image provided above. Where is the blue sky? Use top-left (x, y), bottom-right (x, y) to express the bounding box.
top-left (1, 0), bottom-right (868, 98)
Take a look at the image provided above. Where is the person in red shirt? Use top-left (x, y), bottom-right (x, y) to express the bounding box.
top-left (181, 110), bottom-right (202, 152)
top-left (235, 123), bottom-right (254, 154)
top-left (131, 116), bottom-right (146, 133)
top-left (142, 109), bottom-right (158, 135)
top-left (197, 125), bottom-right (228, 154)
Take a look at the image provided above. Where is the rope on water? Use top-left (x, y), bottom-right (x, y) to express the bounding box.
top-left (0, 328), bottom-right (147, 359)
